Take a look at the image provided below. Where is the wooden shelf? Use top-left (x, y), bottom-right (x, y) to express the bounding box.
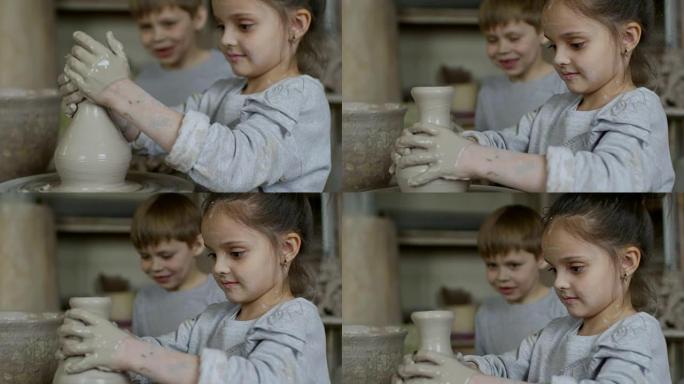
top-left (398, 8), bottom-right (480, 26)
top-left (57, 217), bottom-right (131, 234)
top-left (666, 108), bottom-right (684, 119)
top-left (398, 229), bottom-right (478, 247)
top-left (57, 0), bottom-right (129, 12)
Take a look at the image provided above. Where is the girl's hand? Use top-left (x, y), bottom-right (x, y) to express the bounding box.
top-left (64, 31), bottom-right (130, 105)
top-left (393, 122), bottom-right (476, 186)
top-left (57, 73), bottom-right (85, 118)
top-left (397, 350), bottom-right (480, 384)
top-left (58, 308), bottom-right (133, 373)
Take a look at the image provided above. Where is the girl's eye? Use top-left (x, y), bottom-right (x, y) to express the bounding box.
top-left (547, 266), bottom-right (557, 274)
top-left (571, 42), bottom-right (585, 49)
top-left (216, 24), bottom-right (225, 32)
top-left (546, 44), bottom-right (557, 50)
top-left (239, 23), bottom-right (254, 31)
top-left (570, 266), bottom-right (584, 273)
top-left (230, 251), bottom-right (245, 258)
top-left (207, 252), bottom-right (216, 260)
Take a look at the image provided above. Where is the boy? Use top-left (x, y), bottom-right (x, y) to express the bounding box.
top-left (130, 193), bottom-right (231, 337)
top-left (475, 0), bottom-right (567, 131)
top-left (474, 205), bottom-right (566, 355)
top-left (130, 0), bottom-right (234, 106)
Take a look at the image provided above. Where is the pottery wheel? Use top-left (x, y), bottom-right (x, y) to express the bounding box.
top-left (0, 172), bottom-right (195, 192)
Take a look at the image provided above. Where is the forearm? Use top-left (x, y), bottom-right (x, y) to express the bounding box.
top-left (107, 108), bottom-right (141, 142)
top-left (102, 79), bottom-right (182, 151)
top-left (462, 145), bottom-right (547, 192)
top-left (122, 337), bottom-right (199, 384)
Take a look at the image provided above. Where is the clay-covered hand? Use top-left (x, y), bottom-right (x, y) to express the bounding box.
top-left (58, 308), bottom-right (133, 373)
top-left (57, 72), bottom-right (85, 118)
top-left (64, 31), bottom-right (130, 103)
top-left (394, 122), bottom-right (475, 186)
top-left (397, 350), bottom-right (480, 384)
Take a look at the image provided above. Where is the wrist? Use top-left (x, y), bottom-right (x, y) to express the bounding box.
top-left (458, 143), bottom-right (482, 179)
top-left (117, 336), bottom-right (142, 371)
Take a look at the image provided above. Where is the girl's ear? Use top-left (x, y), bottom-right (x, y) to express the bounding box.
top-left (193, 5), bottom-right (209, 31)
top-left (289, 8), bottom-right (312, 43)
top-left (280, 232), bottom-right (302, 265)
top-left (191, 234), bottom-right (205, 257)
top-left (621, 246), bottom-right (641, 278)
top-left (621, 21), bottom-right (642, 56)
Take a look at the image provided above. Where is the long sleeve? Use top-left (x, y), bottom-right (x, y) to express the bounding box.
top-left (196, 300), bottom-right (329, 384)
top-left (463, 109), bottom-right (538, 152)
top-left (462, 331), bottom-right (540, 380)
top-left (545, 91), bottom-right (673, 192)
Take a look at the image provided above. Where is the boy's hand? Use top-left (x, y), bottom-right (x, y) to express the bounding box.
top-left (396, 350), bottom-right (480, 384)
top-left (58, 308), bottom-right (133, 373)
top-left (57, 73), bottom-right (85, 118)
top-left (64, 31), bottom-right (130, 104)
top-left (393, 122), bottom-right (475, 186)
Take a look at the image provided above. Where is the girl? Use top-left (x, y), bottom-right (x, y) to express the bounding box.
top-left (395, 194), bottom-right (671, 383)
top-left (58, 194), bottom-right (330, 384)
top-left (59, 0), bottom-right (331, 192)
top-left (393, 0), bottom-right (674, 192)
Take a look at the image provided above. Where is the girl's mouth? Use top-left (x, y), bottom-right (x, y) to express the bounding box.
top-left (221, 281), bottom-right (240, 289)
top-left (561, 72), bottom-right (580, 81)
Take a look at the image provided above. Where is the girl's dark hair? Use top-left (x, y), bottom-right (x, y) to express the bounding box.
top-left (543, 0), bottom-right (655, 88)
top-left (201, 193), bottom-right (315, 299)
top-left (543, 194), bottom-right (656, 313)
top-left (261, 0), bottom-right (328, 78)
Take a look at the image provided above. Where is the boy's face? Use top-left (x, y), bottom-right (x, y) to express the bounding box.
top-left (484, 249), bottom-right (545, 304)
top-left (136, 5), bottom-right (205, 69)
top-left (202, 211), bottom-right (288, 308)
top-left (543, 221), bottom-right (625, 320)
top-left (138, 238), bottom-right (203, 291)
top-left (484, 21), bottom-right (546, 81)
top-left (542, 1), bottom-right (625, 99)
top-left (213, 0), bottom-right (293, 81)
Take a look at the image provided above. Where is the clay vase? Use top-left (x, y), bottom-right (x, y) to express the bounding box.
top-left (397, 87), bottom-right (470, 192)
top-left (343, 103), bottom-right (407, 191)
top-left (53, 297), bottom-right (130, 384)
top-left (0, 312), bottom-right (61, 384)
top-left (0, 89), bottom-right (60, 182)
top-left (342, 325), bottom-right (407, 384)
top-left (411, 310), bottom-right (454, 356)
top-left (53, 101), bottom-right (133, 192)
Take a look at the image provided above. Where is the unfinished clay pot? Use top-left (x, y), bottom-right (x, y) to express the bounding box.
top-left (0, 88), bottom-right (60, 182)
top-left (342, 325), bottom-right (407, 384)
top-left (0, 312), bottom-right (61, 384)
top-left (53, 297), bottom-right (130, 384)
top-left (53, 101), bottom-right (135, 192)
top-left (397, 87), bottom-right (470, 193)
top-left (343, 103), bottom-right (407, 191)
top-left (411, 310), bottom-right (454, 356)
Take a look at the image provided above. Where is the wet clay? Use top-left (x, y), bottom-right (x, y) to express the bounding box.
top-left (397, 87), bottom-right (470, 193)
top-left (53, 101), bottom-right (138, 192)
top-left (53, 297), bottom-right (130, 384)
top-left (411, 310), bottom-right (454, 356)
top-left (342, 325), bottom-right (407, 384)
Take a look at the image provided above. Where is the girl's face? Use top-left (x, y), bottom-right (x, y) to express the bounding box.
top-left (202, 210), bottom-right (289, 310)
top-left (212, 0), bottom-right (297, 89)
top-left (543, 221), bottom-right (625, 321)
top-left (484, 21), bottom-right (547, 81)
top-left (136, 6), bottom-right (206, 69)
top-left (542, 1), bottom-right (630, 107)
top-left (138, 238), bottom-right (203, 291)
top-left (484, 250), bottom-right (546, 304)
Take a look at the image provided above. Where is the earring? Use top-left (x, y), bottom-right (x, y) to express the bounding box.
top-left (289, 34), bottom-right (297, 44)
top-left (621, 272), bottom-right (629, 281)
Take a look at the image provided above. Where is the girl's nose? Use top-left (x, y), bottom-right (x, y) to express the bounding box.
top-left (220, 27), bottom-right (237, 49)
top-left (553, 46), bottom-right (570, 66)
top-left (554, 272), bottom-right (570, 290)
top-left (213, 255), bottom-right (231, 275)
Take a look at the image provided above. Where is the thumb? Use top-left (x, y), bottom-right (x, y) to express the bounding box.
top-left (106, 31), bottom-right (126, 59)
top-left (409, 168), bottom-right (439, 187)
top-left (65, 356), bottom-right (96, 374)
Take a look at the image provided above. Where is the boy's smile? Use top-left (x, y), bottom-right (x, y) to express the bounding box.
top-left (484, 21), bottom-right (550, 82)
